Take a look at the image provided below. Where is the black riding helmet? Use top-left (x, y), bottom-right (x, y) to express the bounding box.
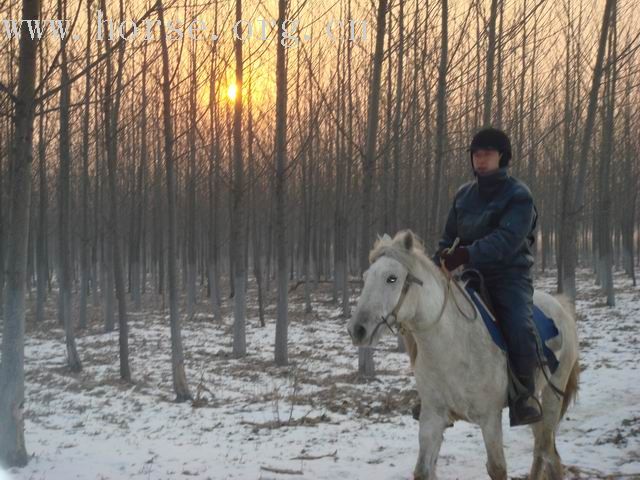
top-left (468, 127), bottom-right (512, 168)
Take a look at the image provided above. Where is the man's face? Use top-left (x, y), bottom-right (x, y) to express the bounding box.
top-left (472, 148), bottom-right (501, 175)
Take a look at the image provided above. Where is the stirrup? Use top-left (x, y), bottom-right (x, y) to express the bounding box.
top-left (509, 393), bottom-right (543, 426)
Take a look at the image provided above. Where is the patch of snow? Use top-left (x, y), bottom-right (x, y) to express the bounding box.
top-left (4, 268), bottom-right (639, 479)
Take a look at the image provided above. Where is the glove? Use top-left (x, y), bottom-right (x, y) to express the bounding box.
top-left (439, 246), bottom-right (470, 271)
top-left (432, 248), bottom-right (446, 265)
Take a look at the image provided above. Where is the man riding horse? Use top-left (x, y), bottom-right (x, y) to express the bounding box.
top-left (433, 127), bottom-right (542, 426)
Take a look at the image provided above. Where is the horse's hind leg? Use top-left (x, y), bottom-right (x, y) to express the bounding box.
top-left (529, 388), bottom-right (564, 480)
top-left (480, 412), bottom-right (507, 480)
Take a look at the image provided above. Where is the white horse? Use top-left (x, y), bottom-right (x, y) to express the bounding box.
top-left (347, 230), bottom-right (580, 480)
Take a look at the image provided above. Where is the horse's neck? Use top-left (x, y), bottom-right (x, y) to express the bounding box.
top-left (413, 264), bottom-right (492, 363)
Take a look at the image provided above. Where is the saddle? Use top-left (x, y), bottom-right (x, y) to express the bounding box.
top-left (456, 269), bottom-right (560, 375)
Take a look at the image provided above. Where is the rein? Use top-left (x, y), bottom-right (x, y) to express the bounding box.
top-left (438, 238), bottom-right (478, 322)
top-left (440, 263), bottom-right (478, 323)
top-left (368, 255), bottom-right (465, 343)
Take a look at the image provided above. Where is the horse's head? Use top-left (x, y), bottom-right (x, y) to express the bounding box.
top-left (348, 229), bottom-right (434, 347)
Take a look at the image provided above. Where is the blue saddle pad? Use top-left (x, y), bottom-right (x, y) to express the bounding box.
top-left (464, 285), bottom-right (560, 374)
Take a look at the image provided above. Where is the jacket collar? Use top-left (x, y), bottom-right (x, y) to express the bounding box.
top-left (475, 167), bottom-right (509, 201)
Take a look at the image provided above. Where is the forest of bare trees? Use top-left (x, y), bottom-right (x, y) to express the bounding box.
top-left (0, 0), bottom-right (639, 467)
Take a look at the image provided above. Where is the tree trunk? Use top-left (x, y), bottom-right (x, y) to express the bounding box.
top-left (597, 3), bottom-right (617, 306)
top-left (0, 0), bottom-right (38, 466)
top-left (391, 0), bottom-right (404, 234)
top-left (358, 0), bottom-right (388, 378)
top-left (393, 0), bottom-right (407, 352)
top-left (186, 45), bottom-right (197, 319)
top-left (247, 82), bottom-right (265, 327)
top-left (231, 0), bottom-right (247, 358)
top-left (430, 0), bottom-right (448, 245)
top-left (158, 0), bottom-right (192, 400)
top-left (208, 7), bottom-right (223, 322)
top-left (621, 65), bottom-right (636, 285)
top-left (482, 0), bottom-right (499, 126)
top-left (131, 43), bottom-right (148, 312)
top-left (35, 46), bottom-right (48, 324)
top-left (101, 0), bottom-right (130, 381)
top-left (57, 5), bottom-right (82, 372)
top-left (274, 0), bottom-right (289, 366)
top-left (79, 0), bottom-right (92, 329)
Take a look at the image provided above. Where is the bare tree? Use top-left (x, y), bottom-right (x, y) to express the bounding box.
top-left (596, 1), bottom-right (617, 306)
top-left (79, 0), bottom-right (92, 329)
top-left (429, 0), bottom-right (448, 246)
top-left (35, 37), bottom-right (49, 325)
top-left (130, 43), bottom-right (148, 311)
top-left (274, 0), bottom-right (290, 366)
top-left (358, 0), bottom-right (389, 377)
top-left (186, 41), bottom-right (198, 319)
top-left (101, 0), bottom-right (130, 381)
top-left (231, 0), bottom-right (247, 358)
top-left (57, 0), bottom-right (82, 372)
top-left (207, 3), bottom-right (223, 321)
top-left (0, 0), bottom-right (38, 466)
top-left (391, 0), bottom-right (404, 234)
top-left (482, 0), bottom-right (499, 126)
top-left (621, 55), bottom-right (637, 286)
top-left (207, 0), bottom-right (223, 322)
top-left (560, 0), bottom-right (615, 300)
top-left (247, 76), bottom-right (265, 327)
top-left (158, 0), bottom-right (191, 401)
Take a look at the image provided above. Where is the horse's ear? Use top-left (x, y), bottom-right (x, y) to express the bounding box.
top-left (403, 230), bottom-right (414, 250)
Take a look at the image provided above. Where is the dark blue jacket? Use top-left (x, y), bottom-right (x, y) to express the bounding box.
top-left (433, 167), bottom-right (537, 274)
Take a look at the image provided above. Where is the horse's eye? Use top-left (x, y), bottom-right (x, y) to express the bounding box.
top-left (387, 275), bottom-right (397, 284)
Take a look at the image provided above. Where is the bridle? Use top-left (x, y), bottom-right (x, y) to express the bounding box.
top-left (369, 271), bottom-right (424, 343)
top-left (366, 251), bottom-right (476, 346)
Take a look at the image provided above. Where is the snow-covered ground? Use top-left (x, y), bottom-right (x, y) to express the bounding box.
top-left (3, 268), bottom-right (639, 479)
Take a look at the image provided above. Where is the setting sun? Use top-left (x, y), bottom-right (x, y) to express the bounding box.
top-left (227, 83), bottom-right (237, 101)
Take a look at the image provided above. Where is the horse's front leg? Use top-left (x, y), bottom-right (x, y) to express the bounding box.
top-left (413, 411), bottom-right (447, 480)
top-left (480, 411), bottom-right (507, 480)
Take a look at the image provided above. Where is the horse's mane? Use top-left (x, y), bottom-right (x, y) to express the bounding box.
top-left (368, 230), bottom-right (443, 281)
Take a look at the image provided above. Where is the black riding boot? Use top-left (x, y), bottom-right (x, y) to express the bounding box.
top-left (509, 354), bottom-right (543, 426)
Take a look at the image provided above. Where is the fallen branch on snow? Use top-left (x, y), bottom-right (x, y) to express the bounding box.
top-left (290, 450), bottom-right (337, 461)
top-left (260, 465), bottom-right (304, 475)
top-left (240, 413), bottom-right (332, 431)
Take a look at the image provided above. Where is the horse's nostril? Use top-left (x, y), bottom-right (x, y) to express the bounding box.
top-left (354, 324), bottom-right (367, 341)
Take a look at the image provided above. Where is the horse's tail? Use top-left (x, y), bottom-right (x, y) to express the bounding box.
top-left (553, 293), bottom-right (580, 419)
top-left (560, 358), bottom-right (580, 418)
top-left (553, 294), bottom-right (580, 418)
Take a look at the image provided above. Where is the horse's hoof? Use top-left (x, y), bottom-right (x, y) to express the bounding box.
top-left (412, 401), bottom-right (421, 420)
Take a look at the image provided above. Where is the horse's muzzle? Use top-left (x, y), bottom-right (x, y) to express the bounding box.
top-left (348, 323), bottom-right (368, 346)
